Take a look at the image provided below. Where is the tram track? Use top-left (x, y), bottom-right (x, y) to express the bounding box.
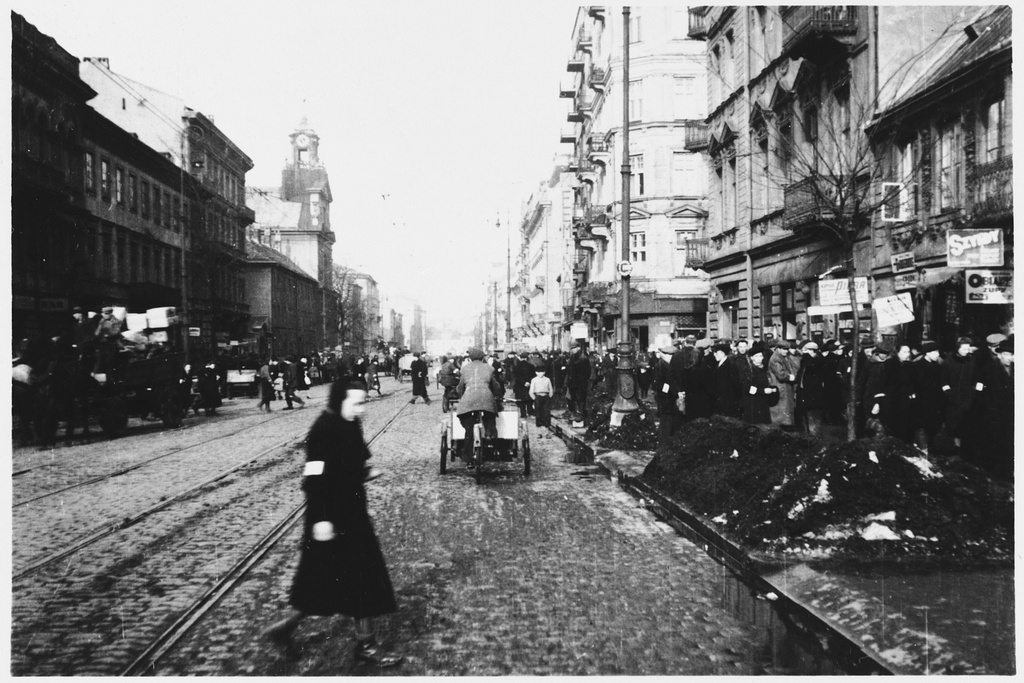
top-left (10, 384), bottom-right (414, 676)
top-left (13, 408), bottom-right (308, 508)
top-left (120, 397), bottom-right (412, 676)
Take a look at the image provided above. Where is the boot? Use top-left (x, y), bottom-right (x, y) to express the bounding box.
top-left (354, 638), bottom-right (403, 668)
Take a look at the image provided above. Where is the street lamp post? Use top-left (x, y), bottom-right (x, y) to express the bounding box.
top-left (611, 6), bottom-right (639, 425)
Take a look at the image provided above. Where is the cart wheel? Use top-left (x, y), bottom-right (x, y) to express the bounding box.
top-left (523, 438), bottom-right (531, 476)
top-left (473, 425), bottom-right (484, 484)
top-left (440, 432), bottom-right (448, 474)
top-left (160, 388), bottom-right (184, 428)
top-left (98, 397), bottom-right (128, 436)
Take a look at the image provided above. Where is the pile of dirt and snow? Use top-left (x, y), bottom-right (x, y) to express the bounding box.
top-left (641, 416), bottom-right (1013, 560)
top-left (584, 400), bottom-right (659, 451)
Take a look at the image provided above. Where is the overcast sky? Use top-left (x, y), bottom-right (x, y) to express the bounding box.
top-left (15, 0), bottom-right (581, 331)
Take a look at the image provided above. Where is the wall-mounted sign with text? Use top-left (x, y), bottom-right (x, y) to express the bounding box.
top-left (947, 228), bottom-right (1004, 267)
top-left (818, 277), bottom-right (869, 308)
top-left (893, 272), bottom-right (919, 291)
top-left (965, 269), bottom-right (1013, 305)
top-left (890, 252), bottom-right (916, 273)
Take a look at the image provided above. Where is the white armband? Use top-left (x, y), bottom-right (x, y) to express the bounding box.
top-left (303, 460), bottom-right (325, 476)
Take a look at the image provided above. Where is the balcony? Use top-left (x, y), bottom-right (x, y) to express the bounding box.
top-left (567, 110), bottom-right (585, 124)
top-left (587, 7), bottom-right (605, 21)
top-left (684, 121), bottom-right (710, 151)
top-left (566, 58), bottom-right (585, 73)
top-left (783, 176), bottom-right (851, 231)
top-left (687, 7), bottom-right (709, 40)
top-left (781, 6), bottom-right (860, 58)
top-left (587, 137), bottom-right (612, 166)
top-left (560, 129), bottom-right (577, 145)
top-left (576, 29), bottom-right (593, 53)
top-left (559, 81), bottom-right (577, 98)
top-left (972, 155), bottom-right (1012, 222)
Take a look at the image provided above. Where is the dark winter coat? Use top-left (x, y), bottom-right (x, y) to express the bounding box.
top-left (438, 361), bottom-right (459, 388)
top-left (940, 352), bottom-right (978, 438)
top-left (513, 359), bottom-right (535, 401)
top-left (456, 359), bottom-right (503, 415)
top-left (289, 411), bottom-right (397, 618)
top-left (767, 350), bottom-right (797, 426)
top-left (567, 351), bottom-right (591, 390)
top-left (856, 354), bottom-right (892, 426)
top-left (795, 353), bottom-right (829, 412)
top-left (740, 363), bottom-right (773, 424)
top-left (651, 358), bottom-right (679, 416)
top-left (681, 356), bottom-right (715, 419)
top-left (411, 357), bottom-right (429, 397)
top-left (709, 357), bottom-right (742, 418)
top-left (973, 360), bottom-right (1013, 480)
top-left (910, 358), bottom-right (945, 434)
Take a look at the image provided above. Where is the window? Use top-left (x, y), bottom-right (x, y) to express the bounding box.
top-left (674, 77), bottom-right (697, 119)
top-left (934, 121), bottom-right (963, 211)
top-left (630, 232), bottom-right (647, 262)
top-left (629, 79), bottom-right (643, 121)
top-left (115, 167), bottom-right (124, 206)
top-left (725, 154), bottom-right (737, 228)
top-left (752, 124), bottom-right (769, 215)
top-left (141, 180), bottom-right (150, 218)
top-left (630, 9), bottom-right (642, 43)
top-left (980, 98), bottom-right (1006, 163)
top-left (630, 154), bottom-right (645, 196)
top-left (672, 152), bottom-right (700, 195)
top-left (803, 106), bottom-right (818, 143)
top-left (116, 233), bottom-right (127, 281)
top-left (163, 191), bottom-right (171, 227)
top-left (84, 152), bottom-right (96, 194)
top-left (776, 107), bottom-right (794, 182)
top-left (711, 46), bottom-right (722, 104)
top-left (750, 7), bottom-right (768, 75)
top-left (152, 185), bottom-right (162, 225)
top-left (100, 158), bottom-right (111, 200)
top-left (723, 31), bottom-right (735, 93)
top-left (128, 172), bottom-right (138, 212)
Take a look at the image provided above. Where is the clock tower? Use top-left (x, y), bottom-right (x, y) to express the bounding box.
top-left (277, 117), bottom-right (335, 289)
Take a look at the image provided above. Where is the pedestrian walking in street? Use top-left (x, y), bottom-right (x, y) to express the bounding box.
top-left (528, 364), bottom-right (554, 437)
top-left (513, 353), bottom-right (535, 417)
top-left (283, 356), bottom-right (306, 410)
top-left (409, 351), bottom-right (431, 404)
top-left (258, 359), bottom-right (275, 412)
top-left (264, 380), bottom-right (403, 668)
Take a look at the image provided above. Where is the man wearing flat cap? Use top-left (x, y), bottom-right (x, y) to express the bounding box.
top-left (653, 344), bottom-right (682, 445)
top-left (909, 341), bottom-right (944, 456)
top-left (456, 347), bottom-right (504, 466)
top-left (972, 335), bottom-right (1013, 479)
top-left (941, 336), bottom-right (979, 451)
top-left (794, 341), bottom-right (829, 436)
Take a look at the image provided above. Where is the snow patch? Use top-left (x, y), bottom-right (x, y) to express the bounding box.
top-left (903, 455), bottom-right (942, 479)
top-left (861, 522), bottom-right (901, 541)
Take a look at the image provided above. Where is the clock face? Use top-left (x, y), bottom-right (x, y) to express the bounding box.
top-left (296, 134), bottom-right (309, 147)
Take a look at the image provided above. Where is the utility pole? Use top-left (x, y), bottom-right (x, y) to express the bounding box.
top-left (179, 128), bottom-right (190, 362)
top-left (611, 6), bottom-right (639, 425)
top-left (492, 280), bottom-right (499, 352)
top-left (505, 210), bottom-right (512, 346)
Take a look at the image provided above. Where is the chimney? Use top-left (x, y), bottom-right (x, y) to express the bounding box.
top-left (84, 57), bottom-right (110, 69)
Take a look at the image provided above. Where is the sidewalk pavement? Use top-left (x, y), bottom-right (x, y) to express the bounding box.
top-left (548, 412), bottom-right (1013, 676)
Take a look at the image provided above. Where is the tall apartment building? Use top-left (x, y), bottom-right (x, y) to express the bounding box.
top-left (12, 12), bottom-right (97, 343)
top-left (560, 6), bottom-right (710, 352)
top-left (79, 56), bottom-right (255, 355)
top-left (687, 6), bottom-right (991, 347)
top-left (513, 161), bottom-right (576, 352)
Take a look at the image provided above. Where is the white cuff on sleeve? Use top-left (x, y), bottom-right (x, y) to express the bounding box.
top-left (303, 460), bottom-right (325, 476)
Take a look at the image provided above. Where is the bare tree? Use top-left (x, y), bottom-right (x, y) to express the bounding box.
top-left (332, 264), bottom-right (369, 354)
top-left (746, 8), bottom-right (969, 440)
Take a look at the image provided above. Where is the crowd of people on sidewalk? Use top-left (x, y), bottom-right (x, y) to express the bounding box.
top-left (646, 333), bottom-right (1014, 482)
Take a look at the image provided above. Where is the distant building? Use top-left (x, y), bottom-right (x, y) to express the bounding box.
top-left (79, 55), bottom-right (254, 355)
top-left (243, 240), bottom-right (321, 360)
top-left (246, 121), bottom-right (340, 352)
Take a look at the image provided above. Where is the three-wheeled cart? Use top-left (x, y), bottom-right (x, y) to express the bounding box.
top-left (398, 354), bottom-right (414, 382)
top-left (439, 398), bottom-right (530, 482)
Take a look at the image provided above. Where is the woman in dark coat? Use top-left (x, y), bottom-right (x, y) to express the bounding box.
top-left (910, 342), bottom-right (945, 455)
top-left (709, 344), bottom-right (742, 418)
top-left (409, 352), bottom-right (431, 404)
top-left (740, 349), bottom-right (774, 424)
top-left (264, 380), bottom-right (402, 667)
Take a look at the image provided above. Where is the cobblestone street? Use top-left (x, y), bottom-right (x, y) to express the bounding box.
top-left (146, 379), bottom-right (778, 675)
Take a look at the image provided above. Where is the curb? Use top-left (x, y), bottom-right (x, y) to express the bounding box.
top-left (548, 415), bottom-right (894, 676)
